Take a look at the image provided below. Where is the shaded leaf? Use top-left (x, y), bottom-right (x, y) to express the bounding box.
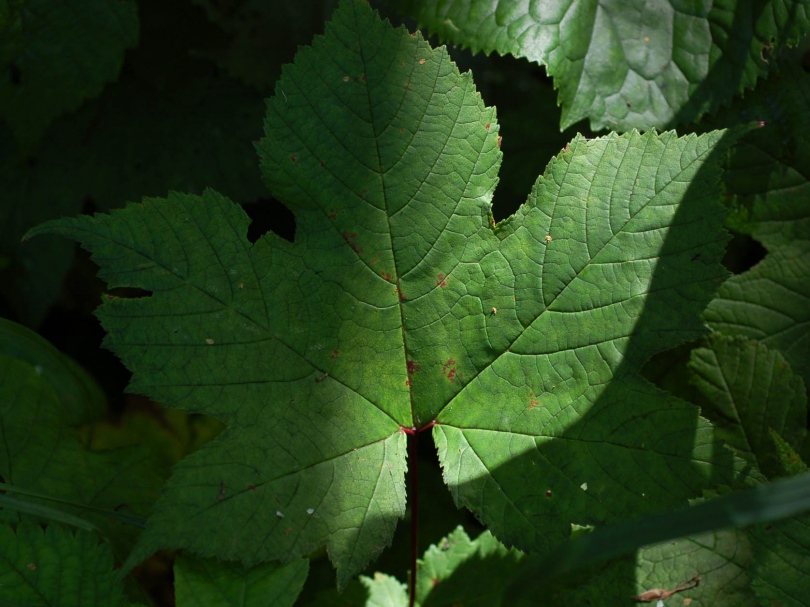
top-left (0, 319), bottom-right (164, 557)
top-left (689, 335), bottom-right (807, 478)
top-left (417, 526), bottom-right (522, 607)
top-left (27, 0), bottom-right (751, 588)
top-left (174, 554), bottom-right (308, 607)
top-left (703, 64), bottom-right (810, 386)
top-left (391, 0), bottom-right (810, 131)
top-left (0, 522), bottom-right (133, 607)
top-left (750, 513), bottom-right (810, 607)
top-left (191, 0), bottom-right (339, 91)
top-left (505, 472), bottom-right (810, 601)
top-left (0, 0), bottom-right (138, 151)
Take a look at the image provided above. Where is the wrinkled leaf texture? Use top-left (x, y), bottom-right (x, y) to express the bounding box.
top-left (27, 0), bottom-right (751, 588)
top-left (392, 0), bottom-right (810, 132)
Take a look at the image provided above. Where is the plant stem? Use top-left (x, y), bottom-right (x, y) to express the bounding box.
top-left (408, 428), bottom-right (419, 607)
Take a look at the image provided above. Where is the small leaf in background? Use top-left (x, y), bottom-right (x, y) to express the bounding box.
top-left (391, 0), bottom-right (810, 132)
top-left (0, 521), bottom-right (136, 607)
top-left (0, 0), bottom-right (138, 152)
top-left (26, 0), bottom-right (756, 587)
top-left (689, 334), bottom-right (807, 478)
top-left (360, 573), bottom-right (409, 607)
top-left (416, 527), bottom-right (522, 607)
top-left (770, 429), bottom-right (809, 476)
top-left (174, 555), bottom-right (308, 607)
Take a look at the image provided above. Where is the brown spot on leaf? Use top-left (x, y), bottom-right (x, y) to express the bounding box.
top-left (342, 231), bottom-right (364, 254)
top-left (327, 209), bottom-right (336, 220)
top-left (26, 563), bottom-right (35, 571)
top-left (442, 358), bottom-right (457, 382)
top-left (419, 58), bottom-right (426, 65)
top-left (331, 350), bottom-right (340, 359)
top-left (497, 136), bottom-right (503, 147)
top-left (485, 123), bottom-right (490, 130)
top-left (436, 273), bottom-right (447, 287)
top-left (290, 154), bottom-right (297, 163)
top-left (382, 272), bottom-right (393, 282)
top-left (407, 360), bottom-right (421, 376)
top-left (343, 76), bottom-right (350, 82)
top-left (545, 490), bottom-right (552, 498)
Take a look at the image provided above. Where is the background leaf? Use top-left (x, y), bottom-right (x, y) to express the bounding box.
top-left (750, 513), bottom-right (810, 607)
top-left (1, 75), bottom-right (265, 327)
top-left (0, 319), bottom-right (164, 557)
top-left (174, 555), bottom-right (308, 607)
top-left (0, 0), bottom-right (139, 151)
top-left (702, 64), bottom-right (810, 388)
top-left (689, 335), bottom-right (807, 478)
top-left (0, 522), bottom-right (135, 607)
top-left (390, 0), bottom-right (810, 131)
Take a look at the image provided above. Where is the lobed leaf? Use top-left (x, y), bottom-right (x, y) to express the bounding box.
top-left (27, 0), bottom-right (752, 587)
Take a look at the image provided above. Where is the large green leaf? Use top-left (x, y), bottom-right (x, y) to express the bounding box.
top-left (27, 0), bottom-right (752, 588)
top-left (391, 0), bottom-right (810, 131)
top-left (0, 522), bottom-right (134, 607)
top-left (689, 335), bottom-right (807, 478)
top-left (0, 0), bottom-right (139, 151)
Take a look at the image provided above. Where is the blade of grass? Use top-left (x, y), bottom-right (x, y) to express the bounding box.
top-left (505, 473), bottom-right (810, 601)
top-left (0, 482), bottom-right (147, 528)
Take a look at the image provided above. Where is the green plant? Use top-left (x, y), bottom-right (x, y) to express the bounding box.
top-left (2, 1), bottom-right (809, 605)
